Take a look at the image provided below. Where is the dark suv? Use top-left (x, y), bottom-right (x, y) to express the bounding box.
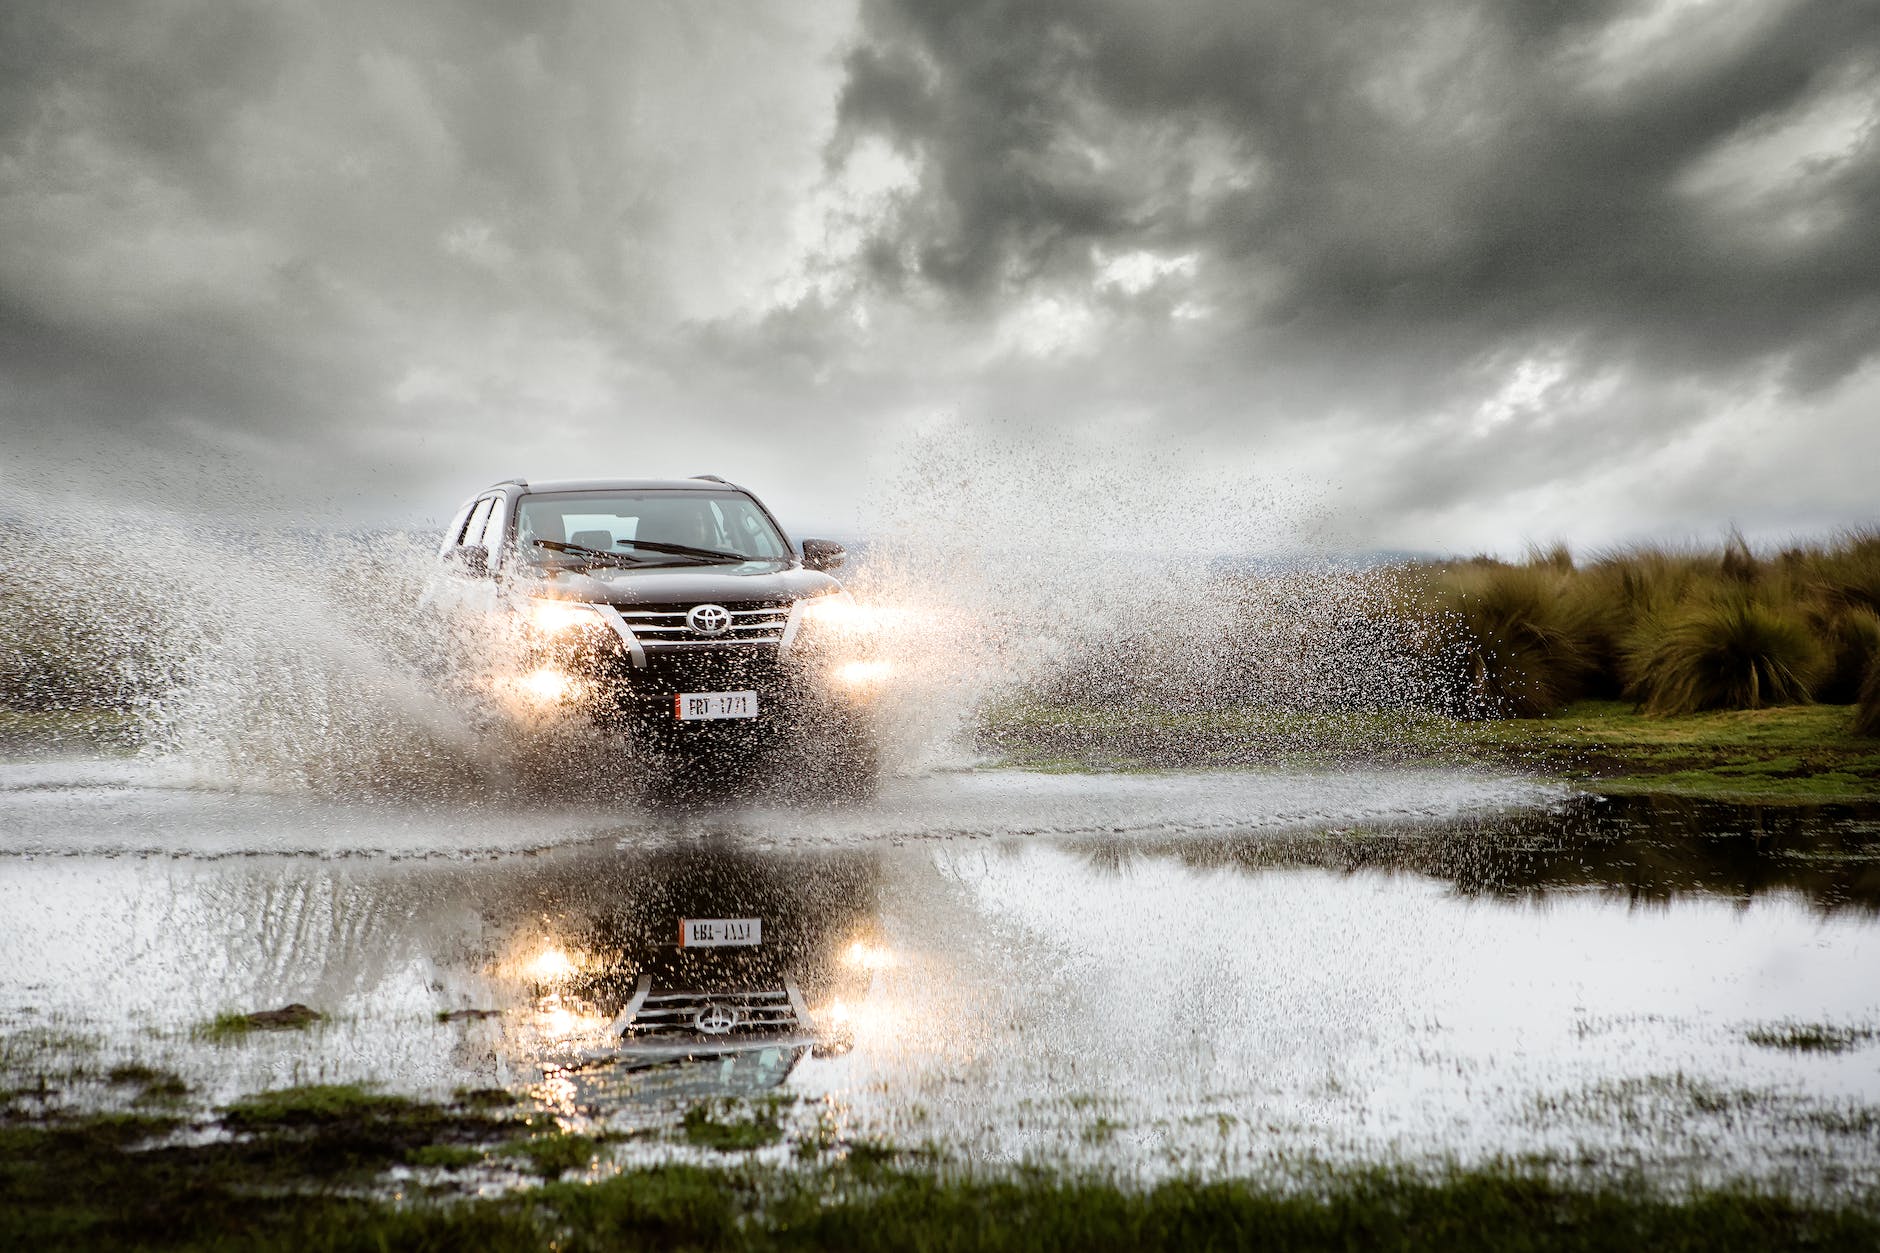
top-left (438, 476), bottom-right (881, 787)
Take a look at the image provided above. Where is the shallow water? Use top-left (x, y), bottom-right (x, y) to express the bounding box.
top-left (2, 757), bottom-right (1877, 1193)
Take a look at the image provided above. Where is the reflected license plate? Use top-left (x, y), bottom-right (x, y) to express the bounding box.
top-left (680, 918), bottom-right (762, 948)
top-left (673, 690), bottom-right (759, 720)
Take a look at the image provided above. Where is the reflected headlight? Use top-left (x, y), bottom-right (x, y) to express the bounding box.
top-left (843, 939), bottom-right (896, 970)
top-left (526, 945), bottom-right (577, 983)
top-left (526, 599), bottom-right (603, 635)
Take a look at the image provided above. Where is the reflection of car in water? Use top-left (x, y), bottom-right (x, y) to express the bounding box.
top-left (535, 843), bottom-right (881, 1099)
top-left (437, 476), bottom-right (885, 790)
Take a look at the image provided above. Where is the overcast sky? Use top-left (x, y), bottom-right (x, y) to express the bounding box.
top-left (2, 0), bottom-right (1877, 554)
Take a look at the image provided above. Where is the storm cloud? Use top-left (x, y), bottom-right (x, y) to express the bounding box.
top-left (1, 0), bottom-right (1876, 550)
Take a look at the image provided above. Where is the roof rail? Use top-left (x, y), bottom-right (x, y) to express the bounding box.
top-left (690, 474), bottom-right (733, 485)
top-left (490, 477), bottom-right (529, 489)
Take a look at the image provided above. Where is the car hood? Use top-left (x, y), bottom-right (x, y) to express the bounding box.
top-left (526, 560), bottom-right (841, 606)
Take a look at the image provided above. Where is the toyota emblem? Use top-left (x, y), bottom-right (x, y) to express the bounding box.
top-left (687, 604), bottom-right (732, 635)
top-left (694, 1004), bottom-right (741, 1035)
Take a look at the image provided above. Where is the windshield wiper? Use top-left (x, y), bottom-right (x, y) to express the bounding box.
top-left (532, 538), bottom-right (754, 568)
top-left (531, 539), bottom-right (650, 566)
top-left (615, 539), bottom-right (752, 564)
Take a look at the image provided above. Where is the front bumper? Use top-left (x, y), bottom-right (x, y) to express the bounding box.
top-left (503, 594), bottom-right (885, 747)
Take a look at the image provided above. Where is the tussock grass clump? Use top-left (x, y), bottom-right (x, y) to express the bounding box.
top-left (1817, 608), bottom-right (1880, 704)
top-left (1424, 560), bottom-right (1599, 717)
top-left (1800, 529), bottom-right (1880, 614)
top-left (1855, 657), bottom-right (1880, 738)
top-left (1392, 531), bottom-right (1880, 721)
top-left (1624, 597), bottom-right (1826, 715)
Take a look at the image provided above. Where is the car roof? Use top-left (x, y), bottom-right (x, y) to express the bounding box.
top-left (490, 478), bottom-right (747, 495)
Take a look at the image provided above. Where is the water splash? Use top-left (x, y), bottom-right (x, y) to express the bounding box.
top-left (2, 433), bottom-right (1465, 795)
top-left (843, 424), bottom-right (1461, 769)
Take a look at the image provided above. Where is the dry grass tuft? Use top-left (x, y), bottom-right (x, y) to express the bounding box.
top-left (1623, 596), bottom-right (1825, 715)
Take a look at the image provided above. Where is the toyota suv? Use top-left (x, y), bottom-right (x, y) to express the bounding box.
top-left (437, 476), bottom-right (883, 789)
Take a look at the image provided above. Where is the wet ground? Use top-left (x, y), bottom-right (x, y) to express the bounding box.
top-left (2, 757), bottom-right (1878, 1195)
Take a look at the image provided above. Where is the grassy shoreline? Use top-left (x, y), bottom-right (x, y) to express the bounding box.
top-left (7, 701), bottom-right (1879, 803)
top-left (0, 706), bottom-right (139, 758)
top-left (1455, 701), bottom-right (1880, 803)
top-left (982, 700), bottom-right (1880, 804)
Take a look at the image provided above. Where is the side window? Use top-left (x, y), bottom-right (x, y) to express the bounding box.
top-left (462, 497), bottom-right (494, 551)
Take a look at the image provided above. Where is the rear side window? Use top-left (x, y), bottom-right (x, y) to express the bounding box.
top-left (461, 497), bottom-right (495, 549)
top-left (440, 501), bottom-right (475, 552)
top-left (472, 495), bottom-right (509, 552)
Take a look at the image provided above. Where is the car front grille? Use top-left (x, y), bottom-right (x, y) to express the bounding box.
top-left (621, 988), bottom-right (806, 1039)
top-left (614, 601), bottom-right (791, 650)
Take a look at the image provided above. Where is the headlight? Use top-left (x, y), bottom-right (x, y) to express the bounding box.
top-left (526, 599), bottom-right (603, 635)
top-left (834, 659), bottom-right (893, 687)
top-left (799, 592), bottom-right (865, 631)
top-left (798, 593), bottom-right (906, 635)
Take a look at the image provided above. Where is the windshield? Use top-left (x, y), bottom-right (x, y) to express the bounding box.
top-left (514, 490), bottom-right (790, 565)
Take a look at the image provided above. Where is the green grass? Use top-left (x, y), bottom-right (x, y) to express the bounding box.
top-left (5, 1084), bottom-right (1879, 1251)
top-left (0, 706), bottom-right (139, 755)
top-left (407, 1143), bottom-right (490, 1169)
top-left (984, 699), bottom-right (1880, 803)
top-left (221, 1083), bottom-right (429, 1129)
top-left (1464, 701), bottom-right (1880, 802)
top-left (3, 1112), bottom-right (1878, 1252)
top-left (105, 1065), bottom-right (191, 1106)
top-left (503, 1132), bottom-right (606, 1179)
top-left (680, 1101), bottom-right (785, 1152)
top-left (191, 1005), bottom-right (324, 1042)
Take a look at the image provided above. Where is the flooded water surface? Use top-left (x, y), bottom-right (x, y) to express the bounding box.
top-left (2, 757), bottom-right (1877, 1194)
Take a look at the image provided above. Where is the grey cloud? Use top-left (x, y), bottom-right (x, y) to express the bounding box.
top-left (2, 0), bottom-right (1875, 552)
top-left (0, 0), bottom-right (857, 522)
top-left (832, 0), bottom-right (1880, 388)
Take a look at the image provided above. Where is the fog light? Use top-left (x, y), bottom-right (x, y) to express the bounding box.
top-left (512, 667), bottom-right (584, 705)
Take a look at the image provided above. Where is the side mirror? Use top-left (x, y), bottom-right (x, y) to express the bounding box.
top-left (453, 545), bottom-right (490, 577)
top-left (801, 538), bottom-right (847, 572)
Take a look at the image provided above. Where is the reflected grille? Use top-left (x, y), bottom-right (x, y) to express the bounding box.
top-left (620, 988), bottom-right (805, 1039)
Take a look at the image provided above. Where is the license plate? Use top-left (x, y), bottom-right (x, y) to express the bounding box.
top-left (673, 690), bottom-right (759, 720)
top-left (680, 918), bottom-right (762, 947)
